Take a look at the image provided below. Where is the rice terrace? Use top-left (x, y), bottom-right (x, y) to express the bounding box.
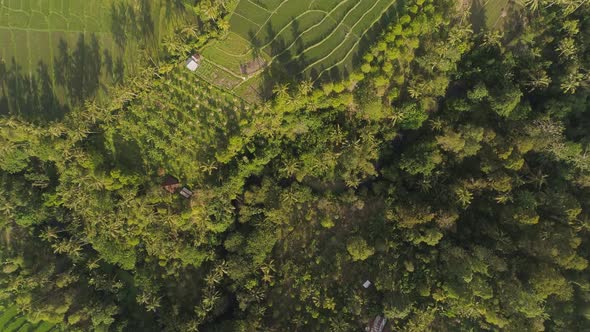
top-left (198, 0), bottom-right (400, 101)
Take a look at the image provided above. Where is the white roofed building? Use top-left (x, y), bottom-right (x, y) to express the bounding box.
top-left (186, 54), bottom-right (202, 71)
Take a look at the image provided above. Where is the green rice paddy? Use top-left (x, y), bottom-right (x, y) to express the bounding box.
top-left (0, 306), bottom-right (58, 332)
top-left (199, 0), bottom-right (399, 102)
top-left (0, 0), bottom-right (187, 120)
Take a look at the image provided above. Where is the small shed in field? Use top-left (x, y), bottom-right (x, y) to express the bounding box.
top-left (186, 54), bottom-right (202, 71)
top-left (162, 176), bottom-right (181, 193)
top-left (365, 315), bottom-right (390, 332)
top-left (180, 187), bottom-right (193, 199)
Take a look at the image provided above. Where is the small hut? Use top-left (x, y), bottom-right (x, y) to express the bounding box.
top-left (179, 187), bottom-right (193, 199)
top-left (162, 176), bottom-right (181, 193)
top-left (365, 316), bottom-right (390, 332)
top-left (186, 54), bottom-right (202, 71)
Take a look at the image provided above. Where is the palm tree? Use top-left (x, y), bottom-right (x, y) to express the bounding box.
top-left (556, 37), bottom-right (577, 59)
top-left (524, 0), bottom-right (541, 11)
top-left (260, 260), bottom-right (275, 284)
top-left (331, 125), bottom-right (347, 146)
top-left (52, 240), bottom-right (70, 255)
top-left (494, 193), bottom-right (513, 204)
top-left (281, 189), bottom-right (299, 205)
top-left (180, 25), bottom-right (199, 39)
top-left (429, 118), bottom-right (444, 131)
top-left (298, 80), bottom-right (314, 96)
top-left (527, 168), bottom-right (548, 189)
top-left (214, 261), bottom-right (228, 277)
top-left (526, 69), bottom-right (551, 91)
top-left (345, 177), bottom-right (361, 189)
top-left (200, 161), bottom-right (218, 175)
top-left (217, 19), bottom-right (230, 35)
top-left (482, 30), bottom-right (504, 49)
top-left (40, 226), bottom-right (60, 242)
top-left (561, 72), bottom-right (584, 94)
top-left (201, 290), bottom-right (221, 312)
top-left (272, 83), bottom-right (290, 100)
top-left (407, 84), bottom-right (423, 99)
top-left (47, 123), bottom-right (67, 138)
top-left (203, 5), bottom-right (219, 21)
top-left (455, 187), bottom-right (473, 208)
top-left (280, 160), bottom-right (299, 177)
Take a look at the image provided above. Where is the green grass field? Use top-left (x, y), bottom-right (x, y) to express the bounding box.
top-left (199, 0), bottom-right (399, 102)
top-left (0, 0), bottom-right (187, 121)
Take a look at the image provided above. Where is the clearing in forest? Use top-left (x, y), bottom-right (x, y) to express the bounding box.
top-left (470, 0), bottom-right (524, 32)
top-left (199, 0), bottom-right (399, 102)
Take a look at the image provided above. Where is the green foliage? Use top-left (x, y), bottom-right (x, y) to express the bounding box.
top-left (346, 236), bottom-right (375, 261)
top-left (2, 0), bottom-right (590, 331)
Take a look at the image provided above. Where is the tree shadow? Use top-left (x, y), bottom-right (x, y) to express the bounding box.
top-left (247, 29), bottom-right (263, 61)
top-left (53, 34), bottom-right (103, 105)
top-left (470, 0), bottom-right (487, 34)
top-left (110, 2), bottom-right (129, 48)
top-left (502, 2), bottom-right (526, 42)
top-left (0, 29), bottom-right (128, 122)
top-left (0, 58), bottom-right (69, 122)
top-left (164, 0), bottom-right (187, 19)
top-left (139, 0), bottom-right (155, 42)
top-left (110, 0), bottom-right (155, 48)
top-left (111, 133), bottom-right (144, 172)
top-left (254, 19), bottom-right (307, 100)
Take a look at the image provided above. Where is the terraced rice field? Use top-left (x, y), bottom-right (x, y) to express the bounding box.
top-left (200, 0), bottom-right (398, 102)
top-left (0, 306), bottom-right (58, 332)
top-left (0, 0), bottom-right (187, 120)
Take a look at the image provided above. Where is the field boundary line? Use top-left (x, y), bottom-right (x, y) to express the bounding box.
top-left (0, 25), bottom-right (109, 34)
top-left (211, 46), bottom-right (253, 61)
top-left (232, 12), bottom-right (262, 28)
top-left (258, 9), bottom-right (328, 51)
top-left (301, 0), bottom-right (385, 73)
top-left (209, 33), bottom-right (254, 57)
top-left (253, 0), bottom-right (289, 37)
top-left (246, 0), bottom-right (271, 13)
top-left (300, 29), bottom-right (358, 74)
top-left (231, 30), bottom-right (257, 44)
top-left (49, 10), bottom-right (69, 22)
top-left (313, 0), bottom-right (397, 80)
top-left (193, 75), bottom-right (249, 105)
top-left (258, 0), bottom-right (353, 54)
top-left (285, 0), bottom-right (364, 62)
top-left (203, 58), bottom-right (245, 80)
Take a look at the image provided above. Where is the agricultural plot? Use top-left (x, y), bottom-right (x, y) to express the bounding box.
top-left (0, 306), bottom-right (58, 332)
top-left (199, 0), bottom-right (399, 102)
top-left (0, 0), bottom-right (187, 121)
top-left (114, 65), bottom-right (250, 184)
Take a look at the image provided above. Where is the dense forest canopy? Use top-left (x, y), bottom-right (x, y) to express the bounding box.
top-left (1, 0), bottom-right (590, 330)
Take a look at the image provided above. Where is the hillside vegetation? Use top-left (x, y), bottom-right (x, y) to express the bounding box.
top-left (1, 0), bottom-right (590, 331)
